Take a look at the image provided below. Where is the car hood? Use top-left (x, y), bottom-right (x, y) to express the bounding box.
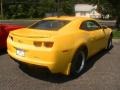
top-left (10, 28), bottom-right (58, 38)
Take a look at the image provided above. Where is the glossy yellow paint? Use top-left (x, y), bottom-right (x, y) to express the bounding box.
top-left (7, 16), bottom-right (112, 75)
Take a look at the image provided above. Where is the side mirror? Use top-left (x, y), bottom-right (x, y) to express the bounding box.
top-left (102, 25), bottom-right (108, 29)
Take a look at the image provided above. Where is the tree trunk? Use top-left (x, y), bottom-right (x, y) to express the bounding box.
top-left (116, 16), bottom-right (120, 30)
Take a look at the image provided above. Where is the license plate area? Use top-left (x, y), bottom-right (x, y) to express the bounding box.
top-left (16, 48), bottom-right (25, 57)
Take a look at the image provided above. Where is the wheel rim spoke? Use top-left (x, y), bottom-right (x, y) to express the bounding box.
top-left (75, 52), bottom-right (85, 73)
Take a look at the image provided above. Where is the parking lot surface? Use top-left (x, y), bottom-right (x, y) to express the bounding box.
top-left (0, 40), bottom-right (120, 90)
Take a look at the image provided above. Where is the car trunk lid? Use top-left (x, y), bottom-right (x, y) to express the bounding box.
top-left (11, 28), bottom-right (58, 38)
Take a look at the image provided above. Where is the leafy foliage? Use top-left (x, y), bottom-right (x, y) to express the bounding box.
top-left (0, 0), bottom-right (119, 21)
top-left (108, 0), bottom-right (120, 28)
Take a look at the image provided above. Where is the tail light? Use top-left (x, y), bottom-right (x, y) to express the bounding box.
top-left (9, 36), bottom-right (13, 41)
top-left (33, 41), bottom-right (54, 48)
top-left (44, 42), bottom-right (54, 48)
top-left (33, 41), bottom-right (42, 47)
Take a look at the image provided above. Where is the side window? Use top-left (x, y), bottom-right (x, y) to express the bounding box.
top-left (80, 20), bottom-right (101, 30)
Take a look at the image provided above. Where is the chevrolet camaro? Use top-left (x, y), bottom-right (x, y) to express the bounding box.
top-left (0, 23), bottom-right (24, 49)
top-left (7, 16), bottom-right (112, 76)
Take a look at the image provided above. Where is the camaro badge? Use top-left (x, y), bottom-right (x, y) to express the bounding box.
top-left (18, 40), bottom-right (22, 43)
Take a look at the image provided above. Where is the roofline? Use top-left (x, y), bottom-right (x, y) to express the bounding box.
top-left (43, 16), bottom-right (95, 21)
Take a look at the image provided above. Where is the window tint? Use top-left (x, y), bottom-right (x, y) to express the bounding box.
top-left (80, 20), bottom-right (101, 30)
top-left (29, 20), bottom-right (70, 30)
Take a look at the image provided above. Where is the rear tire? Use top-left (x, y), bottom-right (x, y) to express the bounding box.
top-left (70, 49), bottom-right (86, 76)
top-left (106, 35), bottom-right (112, 50)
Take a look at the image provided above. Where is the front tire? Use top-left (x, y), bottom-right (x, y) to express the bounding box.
top-left (70, 49), bottom-right (86, 76)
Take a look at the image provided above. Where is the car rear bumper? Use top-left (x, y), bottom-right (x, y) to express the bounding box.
top-left (7, 39), bottom-right (72, 75)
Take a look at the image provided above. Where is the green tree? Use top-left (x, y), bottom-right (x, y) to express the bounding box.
top-left (87, 0), bottom-right (120, 28)
top-left (2, 0), bottom-right (119, 29)
top-left (108, 0), bottom-right (120, 29)
top-left (15, 4), bottom-right (25, 18)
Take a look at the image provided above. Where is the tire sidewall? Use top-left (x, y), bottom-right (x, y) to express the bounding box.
top-left (107, 36), bottom-right (112, 50)
top-left (70, 49), bottom-right (86, 76)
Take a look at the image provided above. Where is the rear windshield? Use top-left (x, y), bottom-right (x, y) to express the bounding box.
top-left (29, 20), bottom-right (70, 30)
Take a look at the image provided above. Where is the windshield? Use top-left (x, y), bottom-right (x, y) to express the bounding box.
top-left (29, 20), bottom-right (70, 30)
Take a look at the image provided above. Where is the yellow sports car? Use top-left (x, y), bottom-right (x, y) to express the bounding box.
top-left (7, 16), bottom-right (112, 76)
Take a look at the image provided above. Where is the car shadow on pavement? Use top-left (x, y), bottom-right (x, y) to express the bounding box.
top-left (19, 47), bottom-right (113, 84)
top-left (0, 48), bottom-right (7, 55)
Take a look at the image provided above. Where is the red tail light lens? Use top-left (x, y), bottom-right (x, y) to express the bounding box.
top-left (34, 41), bottom-right (54, 48)
top-left (9, 36), bottom-right (13, 41)
top-left (44, 42), bottom-right (54, 48)
top-left (33, 41), bottom-right (42, 47)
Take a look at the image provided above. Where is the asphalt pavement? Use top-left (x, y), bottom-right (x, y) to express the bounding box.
top-left (0, 18), bottom-right (119, 90)
top-left (0, 40), bottom-right (120, 90)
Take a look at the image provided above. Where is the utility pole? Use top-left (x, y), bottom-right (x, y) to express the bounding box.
top-left (0, 0), bottom-right (3, 19)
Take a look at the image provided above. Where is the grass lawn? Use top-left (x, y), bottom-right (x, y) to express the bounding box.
top-left (113, 29), bottom-right (120, 39)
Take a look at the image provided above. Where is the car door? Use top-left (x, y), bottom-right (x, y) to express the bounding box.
top-left (80, 20), bottom-right (106, 56)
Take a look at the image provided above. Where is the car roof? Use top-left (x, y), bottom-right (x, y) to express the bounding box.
top-left (43, 16), bottom-right (94, 21)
